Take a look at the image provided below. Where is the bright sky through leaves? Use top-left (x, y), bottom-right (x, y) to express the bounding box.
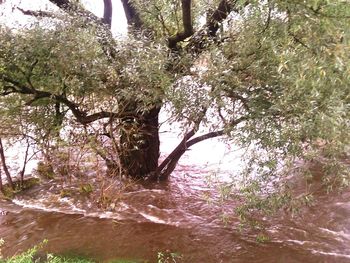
top-left (0, 0), bottom-right (127, 35)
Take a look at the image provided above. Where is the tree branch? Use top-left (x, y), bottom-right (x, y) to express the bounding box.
top-left (153, 5), bottom-right (171, 35)
top-left (47, 0), bottom-right (112, 27)
top-left (47, 0), bottom-right (118, 59)
top-left (103, 0), bottom-right (112, 28)
top-left (0, 74), bottom-right (136, 125)
top-left (120, 0), bottom-right (143, 29)
top-left (155, 128), bottom-right (196, 175)
top-left (17, 7), bottom-right (58, 19)
top-left (223, 89), bottom-right (250, 111)
top-left (207, 0), bottom-right (239, 37)
top-left (168, 0), bottom-right (194, 49)
top-left (187, 0), bottom-right (247, 53)
top-left (155, 116), bottom-right (247, 180)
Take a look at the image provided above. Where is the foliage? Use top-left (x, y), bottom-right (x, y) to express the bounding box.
top-left (0, 16), bottom-right (170, 171)
top-left (36, 162), bottom-right (55, 180)
top-left (255, 233), bottom-right (270, 243)
top-left (79, 183), bottom-right (94, 195)
top-left (0, 239), bottom-right (180, 263)
top-left (0, 178), bottom-right (40, 199)
top-left (0, 239), bottom-right (4, 259)
top-left (0, 185), bottom-right (14, 199)
top-left (59, 189), bottom-right (73, 198)
top-left (0, 240), bottom-right (111, 263)
top-left (1, 252), bottom-right (95, 263)
top-left (0, 240), bottom-right (47, 263)
top-left (157, 251), bottom-right (182, 263)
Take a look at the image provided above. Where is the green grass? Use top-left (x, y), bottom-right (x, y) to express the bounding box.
top-left (1, 254), bottom-right (139, 263)
top-left (1, 254), bottom-right (95, 263)
top-left (0, 240), bottom-right (95, 263)
top-left (0, 240), bottom-right (181, 263)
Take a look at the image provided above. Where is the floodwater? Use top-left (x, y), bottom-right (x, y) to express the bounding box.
top-left (0, 132), bottom-right (350, 262)
top-left (1, 162), bottom-right (350, 263)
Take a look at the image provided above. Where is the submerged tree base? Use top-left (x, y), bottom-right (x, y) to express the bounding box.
top-left (0, 177), bottom-right (40, 200)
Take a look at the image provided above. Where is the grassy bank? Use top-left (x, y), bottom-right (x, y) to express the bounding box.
top-left (0, 240), bottom-right (181, 263)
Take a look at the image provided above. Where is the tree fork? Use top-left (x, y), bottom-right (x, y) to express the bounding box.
top-left (154, 117), bottom-right (247, 180)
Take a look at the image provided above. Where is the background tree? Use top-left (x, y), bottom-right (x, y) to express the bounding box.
top-left (0, 0), bottom-right (349, 191)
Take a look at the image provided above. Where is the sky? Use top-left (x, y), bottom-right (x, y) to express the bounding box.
top-left (0, 0), bottom-right (127, 35)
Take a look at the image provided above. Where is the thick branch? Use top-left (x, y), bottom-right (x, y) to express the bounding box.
top-left (155, 105), bottom-right (208, 179)
top-left (47, 0), bottom-right (70, 9)
top-left (19, 141), bottom-right (30, 186)
top-left (168, 0), bottom-right (194, 49)
top-left (30, 92), bottom-right (134, 125)
top-left (156, 128), bottom-right (196, 175)
top-left (207, 0), bottom-right (235, 37)
top-left (187, 0), bottom-right (247, 53)
top-left (188, 117), bottom-right (246, 147)
top-left (103, 0), bottom-right (112, 28)
top-left (155, 117), bottom-right (247, 180)
top-left (47, 0), bottom-right (117, 59)
top-left (0, 74), bottom-right (135, 125)
top-left (17, 7), bottom-right (57, 18)
top-left (120, 0), bottom-right (143, 29)
top-left (47, 0), bottom-right (113, 27)
top-left (186, 130), bottom-right (224, 147)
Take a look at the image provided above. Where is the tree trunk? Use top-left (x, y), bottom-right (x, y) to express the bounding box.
top-left (0, 138), bottom-right (13, 189)
top-left (118, 106), bottom-right (160, 179)
top-left (19, 142), bottom-right (30, 187)
top-left (0, 167), bottom-right (3, 191)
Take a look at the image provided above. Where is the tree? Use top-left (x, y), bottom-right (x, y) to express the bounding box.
top-left (0, 0), bottom-right (349, 189)
top-left (0, 138), bottom-right (13, 189)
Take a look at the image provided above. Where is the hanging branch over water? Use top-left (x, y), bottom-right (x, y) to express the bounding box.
top-left (155, 116), bottom-right (247, 180)
top-left (0, 74), bottom-right (137, 125)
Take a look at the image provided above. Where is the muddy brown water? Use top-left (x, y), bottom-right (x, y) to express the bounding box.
top-left (1, 164), bottom-right (350, 263)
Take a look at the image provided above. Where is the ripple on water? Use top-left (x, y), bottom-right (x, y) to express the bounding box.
top-left (1, 160), bottom-right (350, 262)
top-left (311, 250), bottom-right (350, 259)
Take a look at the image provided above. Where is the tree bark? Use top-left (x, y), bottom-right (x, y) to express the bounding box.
top-left (118, 106), bottom-right (161, 178)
